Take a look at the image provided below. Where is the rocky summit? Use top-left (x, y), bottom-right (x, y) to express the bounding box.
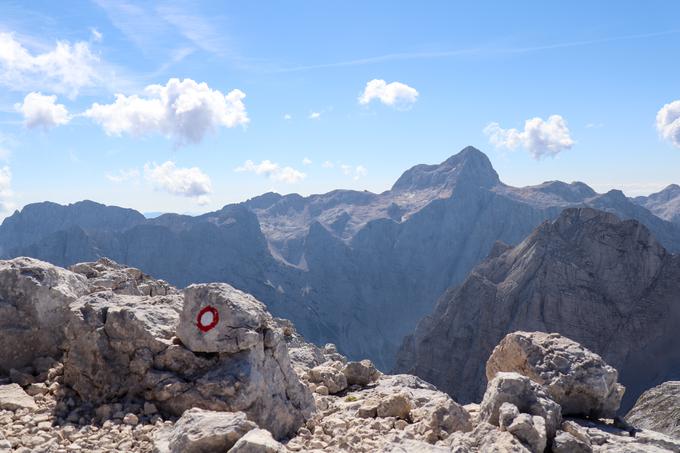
top-left (396, 207), bottom-right (680, 411)
top-left (3, 148), bottom-right (680, 371)
top-left (0, 256), bottom-right (679, 452)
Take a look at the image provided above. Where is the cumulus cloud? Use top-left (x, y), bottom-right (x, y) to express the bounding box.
top-left (106, 168), bottom-right (140, 183)
top-left (322, 160), bottom-right (334, 169)
top-left (84, 78), bottom-right (249, 145)
top-left (0, 166), bottom-right (15, 216)
top-left (15, 92), bottom-right (70, 129)
top-left (0, 32), bottom-right (100, 97)
top-left (358, 79), bottom-right (418, 109)
top-left (484, 114), bottom-right (574, 159)
top-left (283, 113), bottom-right (292, 120)
top-left (144, 161), bottom-right (212, 204)
top-left (235, 160), bottom-right (306, 183)
top-left (656, 100), bottom-right (680, 148)
top-left (302, 157), bottom-right (312, 165)
top-left (309, 111), bottom-right (321, 120)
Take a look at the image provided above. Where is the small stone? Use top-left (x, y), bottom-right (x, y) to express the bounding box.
top-left (377, 394), bottom-right (411, 420)
top-left (143, 402), bottom-right (158, 415)
top-left (123, 413), bottom-right (139, 426)
top-left (315, 385), bottom-right (329, 396)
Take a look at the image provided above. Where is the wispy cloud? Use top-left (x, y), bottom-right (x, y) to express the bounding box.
top-left (273, 29), bottom-right (680, 73)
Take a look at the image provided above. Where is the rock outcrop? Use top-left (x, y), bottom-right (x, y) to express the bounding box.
top-left (486, 331), bottom-right (625, 418)
top-left (626, 381), bottom-right (680, 439)
top-left (0, 257), bottom-right (88, 374)
top-left (396, 208), bottom-right (680, 410)
top-left (62, 281), bottom-right (314, 439)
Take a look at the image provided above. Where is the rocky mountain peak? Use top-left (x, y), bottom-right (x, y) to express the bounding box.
top-left (391, 146), bottom-right (500, 192)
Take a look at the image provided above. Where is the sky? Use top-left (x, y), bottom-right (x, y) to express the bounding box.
top-left (0, 1), bottom-right (679, 217)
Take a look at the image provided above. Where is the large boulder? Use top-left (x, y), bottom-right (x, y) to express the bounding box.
top-left (153, 409), bottom-right (256, 453)
top-left (486, 332), bottom-right (625, 418)
top-left (62, 283), bottom-right (314, 439)
top-left (626, 381), bottom-right (680, 439)
top-left (62, 291), bottom-right (183, 401)
top-left (177, 283), bottom-right (267, 353)
top-left (479, 372), bottom-right (561, 442)
top-left (0, 257), bottom-right (88, 373)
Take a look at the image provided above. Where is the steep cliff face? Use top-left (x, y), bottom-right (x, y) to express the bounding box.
top-left (395, 208), bottom-right (680, 410)
top-left (2, 148), bottom-right (680, 370)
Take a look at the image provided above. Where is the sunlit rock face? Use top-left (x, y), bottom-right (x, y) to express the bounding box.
top-left (396, 208), bottom-right (680, 411)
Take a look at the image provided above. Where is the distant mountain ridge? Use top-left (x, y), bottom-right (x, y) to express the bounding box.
top-left (2, 146), bottom-right (680, 369)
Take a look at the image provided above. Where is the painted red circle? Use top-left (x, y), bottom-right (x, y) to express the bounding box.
top-left (196, 306), bottom-right (219, 333)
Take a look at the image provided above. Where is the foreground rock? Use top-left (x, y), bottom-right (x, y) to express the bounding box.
top-left (487, 331), bottom-right (625, 418)
top-left (230, 429), bottom-right (286, 452)
top-left (63, 282), bottom-right (314, 439)
top-left (626, 381), bottom-right (680, 439)
top-left (0, 384), bottom-right (37, 411)
top-left (153, 408), bottom-right (256, 453)
top-left (397, 208), bottom-right (680, 410)
top-left (70, 257), bottom-right (176, 296)
top-left (0, 257), bottom-right (88, 373)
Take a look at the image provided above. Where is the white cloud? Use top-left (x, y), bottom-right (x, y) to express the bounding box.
top-left (341, 164), bottom-right (368, 180)
top-left (15, 92), bottom-right (70, 129)
top-left (90, 28), bottom-right (103, 42)
top-left (144, 161), bottom-right (212, 204)
top-left (484, 114), bottom-right (575, 159)
top-left (84, 78), bottom-right (249, 145)
top-left (0, 166), bottom-right (15, 216)
top-left (322, 160), bottom-right (334, 168)
top-left (106, 168), bottom-right (140, 183)
top-left (235, 160), bottom-right (306, 183)
top-left (0, 32), bottom-right (100, 97)
top-left (283, 113), bottom-right (292, 120)
top-left (309, 112), bottom-right (321, 120)
top-left (358, 79), bottom-right (418, 109)
top-left (656, 100), bottom-right (680, 148)
top-left (302, 157), bottom-right (312, 165)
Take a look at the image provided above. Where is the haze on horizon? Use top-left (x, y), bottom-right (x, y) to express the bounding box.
top-left (0, 1), bottom-right (679, 218)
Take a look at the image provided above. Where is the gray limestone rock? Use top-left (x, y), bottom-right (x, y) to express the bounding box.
top-left (486, 331), bottom-right (625, 418)
top-left (479, 372), bottom-right (561, 441)
top-left (62, 282), bottom-right (314, 439)
top-left (228, 428), bottom-right (286, 453)
top-left (153, 409), bottom-right (256, 453)
top-left (0, 383), bottom-right (37, 411)
top-left (626, 381), bottom-right (680, 439)
top-left (0, 257), bottom-right (88, 374)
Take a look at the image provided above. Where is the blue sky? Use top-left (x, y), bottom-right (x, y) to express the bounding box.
top-left (0, 1), bottom-right (679, 216)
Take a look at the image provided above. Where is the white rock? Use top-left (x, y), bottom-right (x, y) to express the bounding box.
top-left (228, 428), bottom-right (286, 452)
top-left (486, 331), bottom-right (624, 418)
top-left (0, 384), bottom-right (37, 411)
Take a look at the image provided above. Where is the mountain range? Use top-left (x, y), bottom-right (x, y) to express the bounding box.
top-left (2, 146), bottom-right (680, 370)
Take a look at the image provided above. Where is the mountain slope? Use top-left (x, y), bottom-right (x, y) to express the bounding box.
top-left (395, 208), bottom-right (680, 410)
top-left (2, 147), bottom-right (680, 370)
top-left (634, 184), bottom-right (680, 224)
